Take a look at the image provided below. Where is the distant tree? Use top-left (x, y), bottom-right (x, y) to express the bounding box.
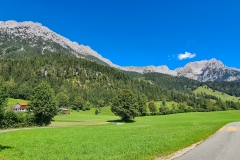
top-left (111, 89), bottom-right (138, 121)
top-left (83, 101), bottom-right (91, 111)
top-left (0, 78), bottom-right (8, 127)
top-left (18, 83), bottom-right (31, 100)
top-left (72, 96), bottom-right (84, 111)
top-left (95, 109), bottom-right (100, 115)
top-left (56, 92), bottom-right (69, 108)
top-left (148, 100), bottom-right (157, 115)
top-left (97, 100), bottom-right (105, 108)
top-left (178, 102), bottom-right (187, 111)
top-left (28, 82), bottom-right (57, 126)
top-left (171, 103), bottom-right (176, 110)
top-left (137, 95), bottom-right (147, 116)
top-left (5, 78), bottom-right (18, 98)
top-left (159, 99), bottom-right (168, 114)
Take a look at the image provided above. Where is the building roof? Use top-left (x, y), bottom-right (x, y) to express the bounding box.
top-left (59, 108), bottom-right (70, 111)
top-left (18, 102), bottom-right (28, 106)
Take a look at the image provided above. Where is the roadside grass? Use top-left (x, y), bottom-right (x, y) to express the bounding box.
top-left (194, 86), bottom-right (240, 102)
top-left (1, 111), bottom-right (240, 160)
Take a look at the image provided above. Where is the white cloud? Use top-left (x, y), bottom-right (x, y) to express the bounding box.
top-left (178, 52), bottom-right (196, 60)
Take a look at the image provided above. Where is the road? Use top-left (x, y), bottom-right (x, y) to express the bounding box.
top-left (176, 122), bottom-right (240, 160)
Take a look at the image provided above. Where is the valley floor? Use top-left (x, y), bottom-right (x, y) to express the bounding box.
top-left (1, 110), bottom-right (240, 160)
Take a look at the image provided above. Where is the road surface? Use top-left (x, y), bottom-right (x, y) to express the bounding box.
top-left (177, 122), bottom-right (240, 160)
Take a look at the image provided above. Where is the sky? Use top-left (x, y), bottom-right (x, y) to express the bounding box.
top-left (0, 0), bottom-right (240, 69)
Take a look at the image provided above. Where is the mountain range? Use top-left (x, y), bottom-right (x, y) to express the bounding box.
top-left (0, 20), bottom-right (240, 82)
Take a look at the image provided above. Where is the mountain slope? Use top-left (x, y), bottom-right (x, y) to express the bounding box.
top-left (123, 59), bottom-right (240, 82)
top-left (176, 58), bottom-right (240, 82)
top-left (0, 20), bottom-right (120, 67)
top-left (1, 20), bottom-right (240, 82)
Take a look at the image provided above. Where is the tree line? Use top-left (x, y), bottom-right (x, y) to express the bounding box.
top-left (0, 54), bottom-right (240, 126)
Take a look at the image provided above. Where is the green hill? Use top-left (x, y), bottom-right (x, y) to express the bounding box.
top-left (194, 86), bottom-right (240, 102)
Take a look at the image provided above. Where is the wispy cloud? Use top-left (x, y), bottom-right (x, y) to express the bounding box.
top-left (168, 55), bottom-right (175, 60)
top-left (178, 52), bottom-right (196, 60)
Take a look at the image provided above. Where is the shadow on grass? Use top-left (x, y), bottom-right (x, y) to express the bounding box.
top-left (0, 145), bottom-right (13, 151)
top-left (107, 119), bottom-right (136, 123)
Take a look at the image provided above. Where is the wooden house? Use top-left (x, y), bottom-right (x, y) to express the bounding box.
top-left (59, 108), bottom-right (70, 114)
top-left (14, 102), bottom-right (28, 112)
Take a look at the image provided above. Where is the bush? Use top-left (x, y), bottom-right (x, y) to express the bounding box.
top-left (1, 111), bottom-right (34, 128)
top-left (95, 109), bottom-right (100, 115)
top-left (2, 110), bottom-right (18, 128)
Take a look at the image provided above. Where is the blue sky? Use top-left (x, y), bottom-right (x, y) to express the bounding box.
top-left (1, 0), bottom-right (240, 69)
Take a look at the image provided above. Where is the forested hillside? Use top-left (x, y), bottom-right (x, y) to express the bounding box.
top-left (205, 81), bottom-right (240, 97)
top-left (0, 54), bottom-right (168, 105)
top-left (127, 71), bottom-right (240, 98)
top-left (0, 54), bottom-right (239, 112)
top-left (141, 72), bottom-right (201, 94)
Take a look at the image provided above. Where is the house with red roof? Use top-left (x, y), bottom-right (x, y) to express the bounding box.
top-left (14, 102), bottom-right (28, 112)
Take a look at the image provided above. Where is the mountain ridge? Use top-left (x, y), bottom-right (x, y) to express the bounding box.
top-left (122, 58), bottom-right (240, 82)
top-left (0, 20), bottom-right (121, 68)
top-left (1, 20), bottom-right (240, 82)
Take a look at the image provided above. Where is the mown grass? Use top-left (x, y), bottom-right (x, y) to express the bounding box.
top-left (1, 110), bottom-right (240, 160)
top-left (194, 86), bottom-right (240, 102)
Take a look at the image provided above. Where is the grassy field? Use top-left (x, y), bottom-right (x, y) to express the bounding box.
top-left (1, 109), bottom-right (240, 160)
top-left (155, 101), bottom-right (191, 109)
top-left (194, 86), bottom-right (240, 102)
top-left (155, 101), bottom-right (178, 109)
top-left (7, 98), bottom-right (29, 106)
top-left (53, 107), bottom-right (115, 125)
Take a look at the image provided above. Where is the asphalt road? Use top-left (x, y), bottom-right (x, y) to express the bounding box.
top-left (176, 122), bottom-right (240, 160)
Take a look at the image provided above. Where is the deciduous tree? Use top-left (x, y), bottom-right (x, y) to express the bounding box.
top-left (138, 95), bottom-right (147, 116)
top-left (111, 89), bottom-right (138, 121)
top-left (28, 82), bottom-right (57, 126)
top-left (148, 100), bottom-right (157, 115)
top-left (56, 92), bottom-right (69, 108)
top-left (0, 78), bottom-right (8, 127)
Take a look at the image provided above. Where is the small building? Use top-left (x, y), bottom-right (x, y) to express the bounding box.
top-left (14, 102), bottom-right (28, 112)
top-left (59, 108), bottom-right (70, 114)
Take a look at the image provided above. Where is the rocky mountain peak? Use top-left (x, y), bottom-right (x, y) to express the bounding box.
top-left (203, 58), bottom-right (226, 70)
top-left (123, 59), bottom-right (240, 82)
top-left (0, 20), bottom-right (121, 68)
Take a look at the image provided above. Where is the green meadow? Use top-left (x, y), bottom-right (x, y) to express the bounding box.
top-left (7, 98), bottom-right (29, 106)
top-left (155, 101), bottom-right (191, 109)
top-left (6, 98), bottom-right (29, 110)
top-left (1, 109), bottom-right (240, 160)
top-left (194, 86), bottom-right (240, 102)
